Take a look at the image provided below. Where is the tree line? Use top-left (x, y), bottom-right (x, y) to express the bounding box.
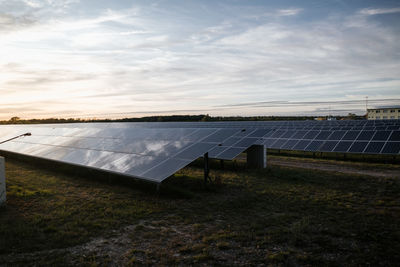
top-left (0, 114), bottom-right (366, 125)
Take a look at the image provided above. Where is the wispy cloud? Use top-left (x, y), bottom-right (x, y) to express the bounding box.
top-left (277, 8), bottom-right (302, 16)
top-left (0, 13), bottom-right (37, 32)
top-left (359, 7), bottom-right (400, 16)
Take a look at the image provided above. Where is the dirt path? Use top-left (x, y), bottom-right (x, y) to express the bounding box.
top-left (269, 157), bottom-right (400, 178)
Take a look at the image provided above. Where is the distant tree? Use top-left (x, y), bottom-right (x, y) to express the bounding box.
top-left (9, 117), bottom-right (20, 123)
top-left (347, 113), bottom-right (357, 120)
top-left (201, 114), bottom-right (211, 121)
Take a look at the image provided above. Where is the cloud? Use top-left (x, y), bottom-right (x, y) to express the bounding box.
top-left (0, 13), bottom-right (37, 32)
top-left (277, 8), bottom-right (303, 16)
top-left (216, 99), bottom-right (400, 108)
top-left (359, 7), bottom-right (400, 15)
top-left (0, 2), bottom-right (399, 119)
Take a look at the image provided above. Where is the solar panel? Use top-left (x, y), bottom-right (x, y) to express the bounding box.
top-left (293, 140), bottom-right (311, 150)
top-left (0, 126), bottom-right (242, 183)
top-left (315, 131), bottom-right (331, 140)
top-left (348, 141), bottom-right (368, 153)
top-left (291, 130), bottom-right (308, 139)
top-left (364, 142), bottom-right (385, 154)
top-left (216, 147), bottom-right (246, 160)
top-left (320, 141), bottom-right (338, 152)
top-left (389, 131), bottom-right (400, 141)
top-left (333, 141), bottom-right (353, 152)
top-left (281, 139), bottom-right (299, 150)
top-left (356, 131), bottom-right (375, 141)
top-left (381, 142), bottom-right (400, 154)
top-left (327, 131), bottom-right (346, 140)
top-left (208, 146), bottom-right (229, 158)
top-left (1, 120), bottom-right (399, 184)
top-left (263, 138), bottom-right (277, 146)
top-left (372, 131), bottom-right (391, 141)
top-left (305, 141), bottom-right (323, 151)
top-left (270, 139), bottom-right (287, 149)
top-left (342, 131), bottom-right (360, 140)
top-left (303, 130), bottom-right (319, 140)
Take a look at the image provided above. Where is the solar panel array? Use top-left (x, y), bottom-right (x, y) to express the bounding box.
top-left (0, 120), bottom-right (399, 183)
top-left (0, 126), bottom-right (239, 183)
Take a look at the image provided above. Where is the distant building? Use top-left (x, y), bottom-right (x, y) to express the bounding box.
top-left (367, 106), bottom-right (400, 120)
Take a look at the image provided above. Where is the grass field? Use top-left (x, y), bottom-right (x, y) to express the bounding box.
top-left (0, 156), bottom-right (399, 266)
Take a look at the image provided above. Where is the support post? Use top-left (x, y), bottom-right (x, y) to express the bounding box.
top-left (0, 157), bottom-right (5, 206)
top-left (246, 145), bottom-right (267, 168)
top-left (204, 152), bottom-right (209, 185)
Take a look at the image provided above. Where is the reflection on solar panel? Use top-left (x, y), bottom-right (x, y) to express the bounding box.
top-left (0, 126), bottom-right (240, 183)
top-left (0, 119), bottom-right (399, 184)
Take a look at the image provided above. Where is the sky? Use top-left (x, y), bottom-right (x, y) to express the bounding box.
top-left (0, 0), bottom-right (400, 119)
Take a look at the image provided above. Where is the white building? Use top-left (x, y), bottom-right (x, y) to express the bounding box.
top-left (367, 106), bottom-right (400, 120)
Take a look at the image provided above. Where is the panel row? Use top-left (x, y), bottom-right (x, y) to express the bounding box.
top-left (262, 138), bottom-right (400, 154)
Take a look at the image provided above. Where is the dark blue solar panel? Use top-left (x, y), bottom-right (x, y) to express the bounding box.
top-left (291, 130), bottom-right (308, 139)
top-left (281, 131), bottom-right (296, 138)
top-left (202, 129), bottom-right (238, 143)
top-left (303, 130), bottom-right (319, 140)
top-left (263, 138), bottom-right (277, 146)
top-left (333, 141), bottom-right (353, 152)
top-left (262, 130), bottom-right (275, 138)
top-left (389, 131), bottom-right (400, 141)
top-left (305, 141), bottom-right (323, 151)
top-left (315, 131), bottom-right (332, 140)
top-left (381, 142), bottom-right (400, 154)
top-left (342, 131), bottom-right (360, 140)
top-left (208, 146), bottom-right (229, 158)
top-left (248, 129), bottom-right (272, 138)
top-left (221, 137), bottom-right (241, 146)
top-left (293, 140), bottom-right (311, 150)
top-left (356, 131), bottom-right (375, 141)
top-left (234, 138), bottom-right (258, 148)
top-left (271, 130), bottom-right (286, 138)
top-left (387, 126), bottom-right (398, 130)
top-left (364, 126), bottom-right (374, 131)
top-left (319, 141), bottom-right (338, 152)
top-left (327, 131), bottom-right (346, 140)
top-left (281, 139), bottom-right (299, 150)
top-left (234, 128), bottom-right (254, 137)
top-left (348, 141), bottom-right (368, 153)
top-left (364, 142), bottom-right (385, 154)
top-left (270, 139), bottom-right (287, 149)
top-left (372, 131), bottom-right (391, 141)
top-left (217, 147), bottom-right (246, 159)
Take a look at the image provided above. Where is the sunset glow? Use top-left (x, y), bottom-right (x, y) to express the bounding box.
top-left (1, 0), bottom-right (400, 119)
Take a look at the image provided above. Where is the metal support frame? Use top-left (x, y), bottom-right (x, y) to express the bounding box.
top-left (204, 152), bottom-right (210, 185)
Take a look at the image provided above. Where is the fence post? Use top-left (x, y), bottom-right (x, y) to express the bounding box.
top-left (0, 157), bottom-right (5, 206)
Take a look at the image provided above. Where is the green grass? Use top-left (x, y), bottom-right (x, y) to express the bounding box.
top-left (0, 157), bottom-right (399, 266)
